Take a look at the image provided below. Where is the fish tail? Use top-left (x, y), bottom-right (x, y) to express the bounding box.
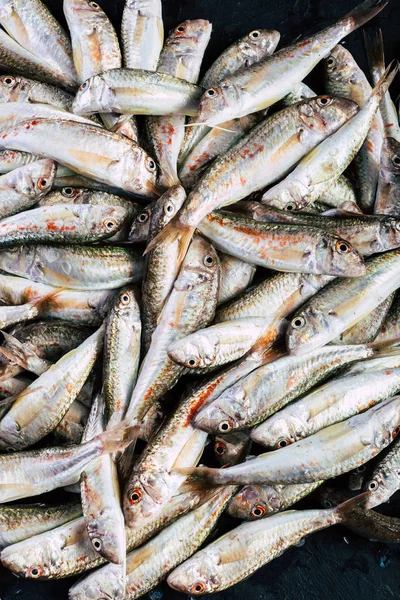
top-left (144, 216), bottom-right (195, 265)
top-left (97, 419), bottom-right (138, 455)
top-left (371, 61), bottom-right (398, 101)
top-left (173, 466), bottom-right (223, 491)
top-left (0, 335), bottom-right (37, 372)
top-left (334, 491), bottom-right (370, 523)
top-left (368, 338), bottom-right (400, 353)
top-left (364, 28), bottom-right (385, 80)
top-left (345, 0), bottom-right (388, 32)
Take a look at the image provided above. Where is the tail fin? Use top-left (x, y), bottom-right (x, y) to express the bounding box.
top-left (364, 29), bottom-right (385, 84)
top-left (173, 465), bottom-right (222, 490)
top-left (334, 491), bottom-right (370, 522)
top-left (0, 331), bottom-right (50, 375)
top-left (344, 0), bottom-right (388, 31)
top-left (144, 215), bottom-right (195, 266)
top-left (371, 61), bottom-right (398, 102)
top-left (368, 337), bottom-right (400, 352)
top-left (96, 420), bottom-right (138, 455)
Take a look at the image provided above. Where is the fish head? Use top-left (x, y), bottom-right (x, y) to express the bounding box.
top-left (168, 335), bottom-right (216, 369)
top-left (193, 389), bottom-right (243, 434)
top-left (227, 484), bottom-right (283, 519)
top-left (69, 562), bottom-right (126, 600)
top-left (213, 430), bottom-right (251, 466)
top-left (175, 235), bottom-right (220, 291)
top-left (111, 285), bottom-right (139, 319)
top-left (128, 205), bottom-right (152, 242)
top-left (1, 532), bottom-right (64, 578)
top-left (79, 205), bottom-right (127, 238)
top-left (72, 75), bottom-right (111, 115)
top-left (324, 45), bottom-right (365, 100)
top-left (123, 468), bottom-right (176, 527)
top-left (301, 95), bottom-right (358, 136)
top-left (41, 186), bottom-right (85, 205)
top-left (196, 81), bottom-right (244, 127)
top-left (261, 181), bottom-right (305, 211)
top-left (86, 508), bottom-right (126, 565)
top-left (251, 413), bottom-right (303, 449)
top-left (380, 136), bottom-right (400, 179)
top-left (124, 147), bottom-right (159, 198)
top-left (315, 486), bottom-right (345, 509)
top-left (377, 217), bottom-right (400, 252)
top-left (0, 74), bottom-right (30, 102)
top-left (167, 19), bottom-right (212, 51)
top-left (167, 551), bottom-right (219, 595)
top-left (363, 463), bottom-right (400, 506)
top-left (315, 234), bottom-right (366, 277)
top-left (237, 29), bottom-right (281, 61)
top-left (8, 159), bottom-right (56, 199)
top-left (286, 305), bottom-right (340, 355)
top-left (149, 184), bottom-right (186, 233)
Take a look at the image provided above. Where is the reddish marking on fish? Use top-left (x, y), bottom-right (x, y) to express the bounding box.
top-left (299, 40), bottom-right (311, 47)
top-left (1, 134), bottom-right (7, 139)
top-left (31, 120), bottom-right (39, 126)
top-left (46, 222), bottom-right (59, 231)
top-left (385, 123), bottom-right (394, 128)
top-left (185, 373), bottom-right (227, 425)
top-left (385, 370), bottom-right (393, 375)
top-left (367, 141), bottom-right (374, 153)
top-left (240, 176), bottom-right (246, 186)
top-left (238, 144), bottom-right (264, 160)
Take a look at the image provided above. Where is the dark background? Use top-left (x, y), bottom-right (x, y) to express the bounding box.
top-left (1, 0), bottom-right (400, 598)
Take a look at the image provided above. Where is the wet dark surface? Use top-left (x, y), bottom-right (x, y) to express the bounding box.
top-left (1, 0), bottom-right (400, 598)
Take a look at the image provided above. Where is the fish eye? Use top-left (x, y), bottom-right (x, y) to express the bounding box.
top-left (89, 1), bottom-right (100, 8)
top-left (249, 30), bottom-right (260, 39)
top-left (176, 24), bottom-right (187, 33)
top-left (336, 240), bottom-right (351, 254)
top-left (92, 537), bottom-right (102, 551)
top-left (214, 441), bottom-right (226, 455)
top-left (323, 499), bottom-right (333, 508)
top-left (393, 425), bottom-right (400, 437)
top-left (2, 75), bottom-right (15, 86)
top-left (128, 488), bottom-right (142, 504)
top-left (251, 505), bottom-right (265, 518)
top-left (355, 465), bottom-right (366, 473)
top-left (317, 96), bottom-right (332, 107)
top-left (291, 316), bottom-right (306, 329)
top-left (203, 254), bottom-right (215, 266)
top-left (80, 81), bottom-right (88, 91)
top-left (391, 154), bottom-right (400, 168)
top-left (276, 438), bottom-right (289, 448)
top-left (137, 211), bottom-right (149, 223)
top-left (187, 357), bottom-right (199, 367)
top-left (191, 582), bottom-right (206, 594)
top-left (61, 187), bottom-right (76, 197)
top-left (165, 202), bottom-right (174, 214)
top-left (368, 480), bottom-right (379, 491)
top-left (218, 420), bottom-right (233, 433)
top-left (104, 218), bottom-right (118, 231)
top-left (395, 221), bottom-right (400, 232)
top-left (28, 567), bottom-right (43, 578)
top-left (120, 291), bottom-right (131, 305)
top-left (37, 177), bottom-right (49, 190)
top-left (326, 56), bottom-right (336, 68)
top-left (285, 202), bottom-right (296, 211)
top-left (206, 88), bottom-right (217, 97)
top-left (146, 158), bottom-right (156, 172)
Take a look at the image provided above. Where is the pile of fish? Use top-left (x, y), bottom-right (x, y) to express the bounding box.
top-left (0, 0), bottom-right (398, 597)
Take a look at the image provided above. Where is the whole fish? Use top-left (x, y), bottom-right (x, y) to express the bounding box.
top-left (0, 325), bottom-right (104, 450)
top-left (0, 158), bottom-right (55, 218)
top-left (194, 0), bottom-right (387, 126)
top-left (80, 394), bottom-right (126, 566)
top-left (333, 294), bottom-right (394, 344)
top-left (0, 119), bottom-right (158, 197)
top-left (146, 19), bottom-right (212, 188)
top-left (179, 396), bottom-right (400, 486)
top-left (0, 501), bottom-right (82, 550)
top-left (0, 204), bottom-right (128, 245)
top-left (72, 69), bottom-right (203, 117)
top-left (0, 0), bottom-right (77, 87)
top-left (0, 74), bottom-right (73, 109)
top-left (217, 253), bottom-right (256, 305)
top-left (141, 185), bottom-right (186, 350)
top-left (324, 44), bottom-right (384, 213)
top-left (103, 285), bottom-right (141, 428)
top-left (124, 235), bottom-right (219, 427)
top-left (253, 366), bottom-right (400, 448)
top-left (318, 487), bottom-right (400, 542)
top-left (168, 317), bottom-right (269, 370)
top-left (198, 210), bottom-right (366, 276)
top-left (0, 419), bottom-right (133, 503)
top-left (121, 0), bottom-right (163, 71)
top-left (147, 95), bottom-right (358, 264)
top-left (286, 249), bottom-right (400, 355)
top-left (69, 486), bottom-right (236, 600)
top-left (194, 344), bottom-right (376, 433)
top-left (179, 28), bottom-right (281, 164)
top-left (238, 201), bottom-right (400, 256)
top-left (363, 437), bottom-right (400, 507)
top-left (261, 67), bottom-right (394, 211)
top-left (374, 136), bottom-right (400, 215)
top-left (213, 430), bottom-right (251, 466)
top-left (215, 272), bottom-right (332, 323)
top-left (227, 482), bottom-right (322, 520)
top-left (0, 244), bottom-right (144, 290)
top-left (167, 496), bottom-right (364, 594)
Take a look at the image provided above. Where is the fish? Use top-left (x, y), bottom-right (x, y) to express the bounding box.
top-left (69, 486), bottom-right (236, 600)
top-left (141, 185), bottom-right (186, 351)
top-left (0, 119), bottom-right (158, 197)
top-left (194, 0), bottom-right (388, 126)
top-left (198, 210), bottom-right (366, 276)
top-left (194, 343), bottom-right (377, 433)
top-left (103, 285), bottom-right (141, 428)
top-left (0, 0), bottom-right (77, 87)
top-left (121, 0), bottom-right (163, 71)
top-left (146, 19), bottom-right (212, 188)
top-left (72, 68), bottom-right (204, 117)
top-left (168, 317), bottom-right (271, 370)
top-left (213, 430), bottom-right (251, 466)
top-left (146, 95), bottom-right (358, 265)
top-left (0, 101), bottom-right (97, 131)
top-left (261, 65), bottom-right (395, 210)
top-left (167, 495), bottom-right (366, 594)
top-left (374, 136), bottom-right (400, 215)
top-left (0, 244), bottom-right (144, 290)
top-left (0, 501), bottom-right (82, 550)
top-left (0, 204), bottom-right (128, 245)
top-left (238, 201), bottom-right (400, 256)
top-left (128, 204), bottom-right (152, 243)
top-left (0, 324), bottom-right (104, 450)
top-left (178, 396), bottom-right (400, 486)
top-left (227, 482), bottom-right (323, 520)
top-left (286, 249), bottom-right (400, 355)
top-left (253, 364), bottom-right (400, 448)
top-left (0, 158), bottom-right (55, 218)
top-left (362, 436), bottom-right (400, 507)
top-left (324, 44), bottom-right (384, 213)
top-left (0, 73), bottom-right (73, 109)
top-left (217, 253), bottom-right (256, 305)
